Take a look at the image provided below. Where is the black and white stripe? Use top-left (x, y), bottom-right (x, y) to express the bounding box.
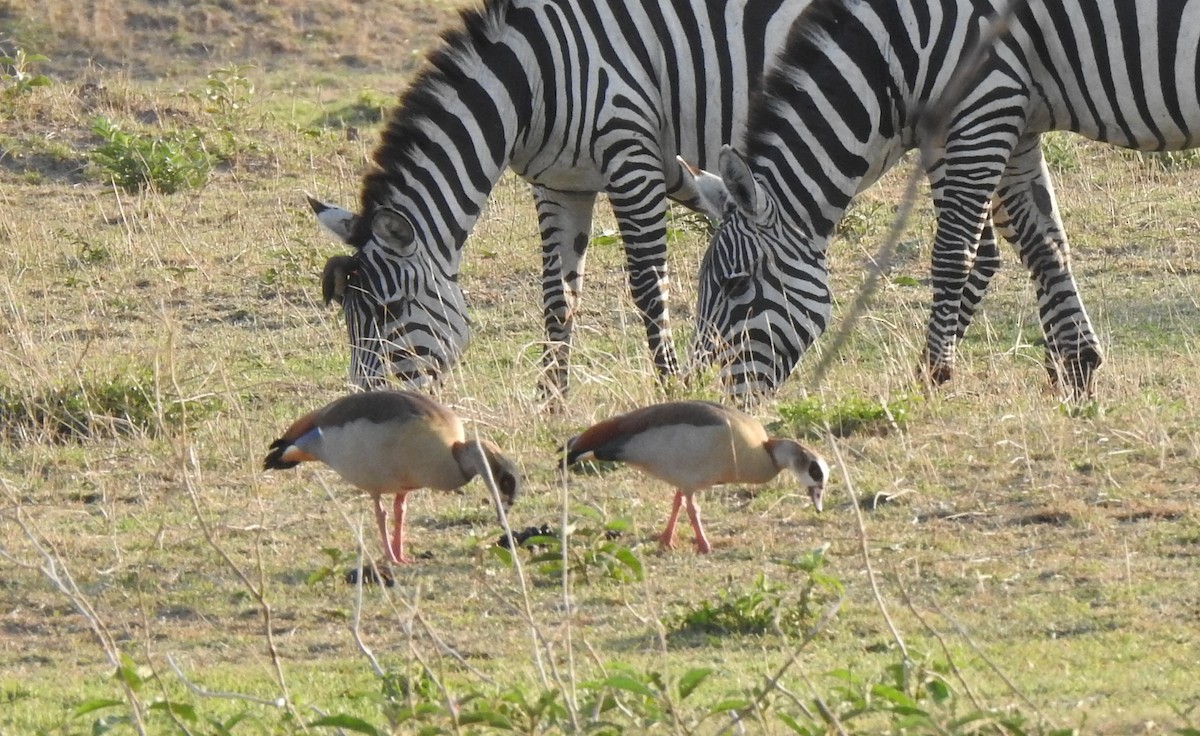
top-left (310, 0), bottom-right (810, 398)
top-left (692, 0), bottom-right (1200, 398)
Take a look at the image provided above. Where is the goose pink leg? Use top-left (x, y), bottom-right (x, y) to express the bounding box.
top-left (658, 491), bottom-right (686, 550)
top-left (373, 492), bottom-right (412, 564)
top-left (390, 493), bottom-right (410, 563)
top-left (685, 495), bottom-right (711, 554)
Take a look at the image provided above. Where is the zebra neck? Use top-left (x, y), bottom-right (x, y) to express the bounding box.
top-left (744, 0), bottom-right (916, 249)
top-left (364, 6), bottom-right (538, 265)
top-left (749, 131), bottom-right (905, 251)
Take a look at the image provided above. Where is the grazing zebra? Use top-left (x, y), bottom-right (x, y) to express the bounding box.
top-left (691, 0), bottom-right (1200, 398)
top-left (309, 0), bottom-right (815, 399)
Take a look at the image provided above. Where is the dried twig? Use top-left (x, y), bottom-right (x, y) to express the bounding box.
top-left (892, 570), bottom-right (985, 711)
top-left (1, 480), bottom-right (148, 734)
top-left (927, 596), bottom-right (1056, 729)
top-left (716, 596), bottom-right (843, 735)
top-left (829, 432), bottom-right (909, 660)
top-left (178, 457), bottom-right (301, 725)
top-left (166, 655), bottom-right (288, 708)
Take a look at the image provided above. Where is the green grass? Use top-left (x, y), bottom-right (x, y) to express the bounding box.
top-left (3, 4), bottom-right (1200, 734)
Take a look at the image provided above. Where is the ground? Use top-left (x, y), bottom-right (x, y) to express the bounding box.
top-left (2, 1), bottom-right (1199, 734)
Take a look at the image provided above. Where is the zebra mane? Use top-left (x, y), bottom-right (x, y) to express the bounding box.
top-left (743, 0), bottom-right (904, 166)
top-left (745, 0), bottom-right (854, 148)
top-left (351, 0), bottom-right (515, 246)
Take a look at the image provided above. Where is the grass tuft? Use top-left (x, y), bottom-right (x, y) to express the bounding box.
top-left (669, 549), bottom-right (842, 641)
top-left (88, 116), bottom-right (215, 193)
top-left (0, 370), bottom-right (224, 442)
top-left (774, 393), bottom-right (917, 438)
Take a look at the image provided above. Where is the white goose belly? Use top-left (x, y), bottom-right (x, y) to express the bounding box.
top-left (318, 419), bottom-right (467, 494)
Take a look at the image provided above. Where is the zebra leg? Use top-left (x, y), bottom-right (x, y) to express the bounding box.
top-left (997, 138), bottom-right (1102, 397)
top-left (608, 175), bottom-right (680, 384)
top-left (923, 159), bottom-right (1004, 385)
top-left (534, 186), bottom-right (597, 405)
top-left (954, 213), bottom-right (1002, 343)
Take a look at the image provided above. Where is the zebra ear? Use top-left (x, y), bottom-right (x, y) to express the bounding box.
top-left (718, 145), bottom-right (765, 219)
top-left (371, 206), bottom-right (418, 254)
top-left (676, 155), bottom-right (730, 219)
top-left (307, 194), bottom-right (359, 244)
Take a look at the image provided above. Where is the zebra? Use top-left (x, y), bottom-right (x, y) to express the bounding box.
top-left (309, 0), bottom-right (815, 400)
top-left (690, 0), bottom-right (1200, 399)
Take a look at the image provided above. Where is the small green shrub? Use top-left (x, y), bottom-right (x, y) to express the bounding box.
top-left (0, 48), bottom-right (52, 99)
top-left (670, 573), bottom-right (798, 638)
top-left (667, 205), bottom-right (716, 239)
top-left (1042, 132), bottom-right (1080, 173)
top-left (491, 507), bottom-right (644, 584)
top-left (669, 548), bottom-right (842, 640)
top-left (187, 64), bottom-right (260, 158)
top-left (776, 393), bottom-right (915, 438)
top-left (74, 653), bottom-right (254, 735)
top-left (193, 64), bottom-right (256, 118)
top-left (68, 650), bottom-right (1068, 735)
top-left (590, 216), bottom-right (707, 249)
top-left (589, 228), bottom-right (622, 248)
top-left (363, 663), bottom-right (720, 734)
top-left (89, 116), bottom-right (214, 194)
top-left (0, 370), bottom-right (223, 442)
top-left (776, 655), bottom-right (1079, 736)
top-left (837, 199), bottom-right (893, 242)
top-left (305, 547), bottom-right (359, 586)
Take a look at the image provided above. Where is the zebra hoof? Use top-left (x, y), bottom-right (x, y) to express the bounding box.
top-left (535, 380), bottom-right (567, 415)
top-left (1045, 348), bottom-right (1103, 400)
top-left (918, 359), bottom-right (954, 386)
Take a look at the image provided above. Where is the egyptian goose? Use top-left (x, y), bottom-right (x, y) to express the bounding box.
top-left (264, 390), bottom-right (520, 563)
top-left (564, 400), bottom-right (827, 553)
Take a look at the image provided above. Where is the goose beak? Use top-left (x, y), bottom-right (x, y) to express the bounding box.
top-left (808, 484), bottom-right (825, 513)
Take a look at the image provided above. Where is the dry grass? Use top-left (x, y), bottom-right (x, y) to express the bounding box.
top-left (3, 2), bottom-right (1200, 734)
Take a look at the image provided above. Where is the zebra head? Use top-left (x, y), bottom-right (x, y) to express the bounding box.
top-left (309, 196), bottom-right (469, 391)
top-left (691, 146), bottom-right (832, 398)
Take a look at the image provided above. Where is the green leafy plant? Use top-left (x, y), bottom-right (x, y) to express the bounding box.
top-left (589, 228), bottom-right (622, 248)
top-left (491, 507), bottom-right (644, 584)
top-left (89, 116), bottom-right (215, 193)
top-left (781, 546), bottom-right (844, 617)
top-left (0, 370), bottom-right (223, 442)
top-left (1041, 131), bottom-right (1080, 173)
top-left (667, 204), bottom-right (716, 239)
top-left (52, 227), bottom-right (111, 267)
top-left (671, 573), bottom-right (792, 638)
top-left (352, 663), bottom-right (723, 734)
top-left (578, 665), bottom-right (722, 731)
top-left (194, 64), bottom-right (256, 118)
top-left (670, 549), bottom-right (842, 640)
top-left (776, 393), bottom-right (916, 438)
top-left (773, 655), bottom-right (1078, 736)
top-left (74, 653), bottom-right (254, 735)
top-left (837, 199), bottom-right (893, 242)
top-left (592, 216), bottom-right (714, 249)
top-left (0, 48), bottom-right (52, 99)
top-left (305, 547), bottom-right (358, 586)
top-left (1058, 398), bottom-right (1104, 420)
top-left (68, 651), bottom-right (1073, 736)
top-left (196, 65), bottom-right (256, 155)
